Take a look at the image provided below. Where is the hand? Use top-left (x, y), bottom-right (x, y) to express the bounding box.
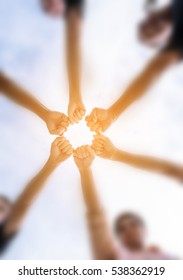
top-left (92, 134), bottom-right (117, 159)
top-left (73, 145), bottom-right (95, 170)
top-left (45, 111), bottom-right (69, 135)
top-left (85, 108), bottom-right (114, 133)
top-left (68, 100), bottom-right (86, 124)
top-left (49, 137), bottom-right (73, 165)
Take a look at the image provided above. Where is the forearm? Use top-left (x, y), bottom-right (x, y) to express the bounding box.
top-left (66, 11), bottom-right (82, 101)
top-left (79, 168), bottom-right (102, 214)
top-left (113, 149), bottom-right (181, 177)
top-left (6, 159), bottom-right (57, 233)
top-left (109, 53), bottom-right (176, 120)
top-left (0, 72), bottom-right (49, 121)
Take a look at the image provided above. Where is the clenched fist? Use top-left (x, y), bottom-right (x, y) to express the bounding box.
top-left (92, 134), bottom-right (117, 159)
top-left (49, 137), bottom-right (73, 165)
top-left (85, 108), bottom-right (114, 133)
top-left (45, 111), bottom-right (69, 136)
top-left (73, 145), bottom-right (95, 170)
top-left (68, 100), bottom-right (86, 124)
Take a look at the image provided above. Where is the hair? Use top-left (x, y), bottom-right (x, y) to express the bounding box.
top-left (114, 212), bottom-right (145, 235)
top-left (0, 195), bottom-right (12, 206)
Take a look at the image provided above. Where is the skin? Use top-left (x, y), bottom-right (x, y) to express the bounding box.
top-left (73, 145), bottom-right (149, 259)
top-left (86, 3), bottom-right (180, 133)
top-left (86, 51), bottom-right (179, 133)
top-left (41, 0), bottom-right (85, 124)
top-left (1, 137), bottom-right (73, 236)
top-left (66, 8), bottom-right (86, 124)
top-left (92, 134), bottom-right (183, 182)
top-left (0, 72), bottom-right (69, 135)
top-left (116, 216), bottom-right (146, 251)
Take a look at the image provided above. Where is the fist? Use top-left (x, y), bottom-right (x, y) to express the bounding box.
top-left (73, 145), bottom-right (95, 170)
top-left (50, 137), bottom-right (73, 165)
top-left (85, 108), bottom-right (114, 133)
top-left (45, 111), bottom-right (69, 135)
top-left (68, 100), bottom-right (86, 124)
top-left (92, 134), bottom-right (116, 159)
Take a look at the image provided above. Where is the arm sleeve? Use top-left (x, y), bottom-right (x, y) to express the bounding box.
top-left (87, 211), bottom-right (119, 260)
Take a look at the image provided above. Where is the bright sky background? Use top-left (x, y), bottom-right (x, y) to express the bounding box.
top-left (0, 0), bottom-right (183, 260)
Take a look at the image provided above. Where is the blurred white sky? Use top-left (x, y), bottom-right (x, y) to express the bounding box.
top-left (0, 0), bottom-right (183, 259)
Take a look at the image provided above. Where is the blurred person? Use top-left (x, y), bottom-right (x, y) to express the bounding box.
top-left (0, 137), bottom-right (73, 255)
top-left (73, 145), bottom-right (178, 260)
top-left (41, 0), bottom-right (86, 124)
top-left (92, 134), bottom-right (183, 183)
top-left (0, 72), bottom-right (69, 135)
top-left (86, 0), bottom-right (183, 133)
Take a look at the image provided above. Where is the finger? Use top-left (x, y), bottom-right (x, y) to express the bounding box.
top-left (92, 140), bottom-right (103, 148)
top-left (61, 121), bottom-right (69, 128)
top-left (85, 110), bottom-right (96, 122)
top-left (75, 147), bottom-right (83, 159)
top-left (61, 144), bottom-right (73, 153)
top-left (80, 109), bottom-right (86, 116)
top-left (95, 150), bottom-right (102, 156)
top-left (75, 109), bottom-right (82, 120)
top-left (73, 112), bottom-right (80, 123)
top-left (94, 134), bottom-right (107, 141)
top-left (65, 148), bottom-right (73, 155)
top-left (93, 111), bottom-right (98, 122)
top-left (81, 146), bottom-right (87, 158)
top-left (92, 138), bottom-right (104, 147)
top-left (69, 115), bottom-right (77, 124)
top-left (53, 136), bottom-right (65, 146)
top-left (86, 120), bottom-right (95, 128)
top-left (58, 141), bottom-right (70, 149)
top-left (91, 144), bottom-right (103, 152)
top-left (85, 115), bottom-right (90, 122)
top-left (50, 127), bottom-right (66, 135)
top-left (90, 123), bottom-right (100, 132)
top-left (96, 126), bottom-right (103, 134)
top-left (86, 145), bottom-right (95, 156)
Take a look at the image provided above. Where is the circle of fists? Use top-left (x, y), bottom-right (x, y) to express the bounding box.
top-left (47, 106), bottom-right (116, 166)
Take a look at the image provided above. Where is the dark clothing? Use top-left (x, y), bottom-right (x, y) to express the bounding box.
top-left (167, 0), bottom-right (183, 54)
top-left (65, 0), bottom-right (84, 15)
top-left (0, 224), bottom-right (15, 256)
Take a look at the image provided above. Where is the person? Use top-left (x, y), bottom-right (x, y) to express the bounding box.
top-left (0, 72), bottom-right (69, 135)
top-left (86, 0), bottom-right (183, 133)
top-left (73, 145), bottom-right (177, 260)
top-left (91, 134), bottom-right (183, 183)
top-left (0, 137), bottom-right (73, 255)
top-left (41, 0), bottom-right (86, 124)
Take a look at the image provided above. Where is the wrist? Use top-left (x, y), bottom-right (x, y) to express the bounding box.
top-left (79, 167), bottom-right (92, 174)
top-left (39, 107), bottom-right (50, 122)
top-left (46, 157), bottom-right (61, 170)
top-left (111, 148), bottom-right (120, 160)
top-left (108, 106), bottom-right (119, 122)
top-left (69, 91), bottom-right (81, 102)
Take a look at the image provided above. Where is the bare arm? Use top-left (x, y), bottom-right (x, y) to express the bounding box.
top-left (0, 72), bottom-right (69, 135)
top-left (74, 146), bottom-right (118, 260)
top-left (109, 52), bottom-right (179, 120)
top-left (92, 134), bottom-right (183, 182)
top-left (66, 9), bottom-right (85, 124)
top-left (0, 72), bottom-right (48, 120)
top-left (4, 137), bottom-right (73, 235)
top-left (86, 51), bottom-right (179, 133)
